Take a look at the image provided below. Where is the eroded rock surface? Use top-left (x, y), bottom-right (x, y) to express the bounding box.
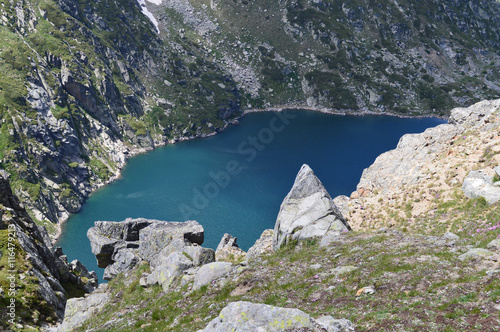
top-left (273, 164), bottom-right (351, 250)
top-left (193, 262), bottom-right (233, 290)
top-left (58, 286), bottom-right (110, 332)
top-left (462, 170), bottom-right (500, 204)
top-left (87, 218), bottom-right (206, 280)
top-left (0, 176), bottom-right (96, 325)
top-left (215, 233), bottom-right (246, 263)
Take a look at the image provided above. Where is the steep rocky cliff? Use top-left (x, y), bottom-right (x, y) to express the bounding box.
top-left (0, 176), bottom-right (95, 330)
top-left (146, 0), bottom-right (500, 113)
top-left (1, 0), bottom-right (500, 235)
top-left (0, 0), bottom-right (241, 231)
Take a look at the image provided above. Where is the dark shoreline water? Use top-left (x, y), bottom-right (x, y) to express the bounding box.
top-left (56, 110), bottom-right (445, 281)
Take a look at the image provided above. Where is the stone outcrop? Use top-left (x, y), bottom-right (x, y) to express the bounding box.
top-left (215, 233), bottom-right (247, 263)
top-left (246, 229), bottom-right (274, 261)
top-left (273, 164), bottom-right (351, 250)
top-left (462, 170), bottom-right (500, 204)
top-left (356, 99), bottom-right (500, 196)
top-left (0, 176), bottom-right (95, 328)
top-left (193, 262), bottom-right (233, 290)
top-left (147, 243), bottom-right (215, 290)
top-left (87, 218), bottom-right (207, 280)
top-left (458, 248), bottom-right (495, 261)
top-left (57, 285), bottom-right (110, 332)
top-left (199, 301), bottom-right (355, 332)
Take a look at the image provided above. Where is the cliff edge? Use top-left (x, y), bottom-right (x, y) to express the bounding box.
top-left (0, 176), bottom-right (96, 330)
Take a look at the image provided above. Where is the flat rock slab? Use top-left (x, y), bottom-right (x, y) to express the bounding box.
top-left (193, 262), bottom-right (232, 290)
top-left (199, 301), bottom-right (354, 332)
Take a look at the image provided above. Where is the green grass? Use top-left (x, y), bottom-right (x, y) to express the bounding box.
top-left (76, 226), bottom-right (500, 331)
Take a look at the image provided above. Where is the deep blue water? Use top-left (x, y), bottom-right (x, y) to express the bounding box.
top-left (56, 110), bottom-right (445, 281)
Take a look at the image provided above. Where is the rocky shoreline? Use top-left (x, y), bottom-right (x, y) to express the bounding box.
top-left (243, 103), bottom-right (449, 120)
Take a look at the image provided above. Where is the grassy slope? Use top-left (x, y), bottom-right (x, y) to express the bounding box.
top-left (76, 223), bottom-right (500, 331)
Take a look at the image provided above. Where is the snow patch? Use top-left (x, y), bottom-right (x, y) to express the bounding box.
top-left (137, 0), bottom-right (160, 33)
top-left (147, 0), bottom-right (163, 5)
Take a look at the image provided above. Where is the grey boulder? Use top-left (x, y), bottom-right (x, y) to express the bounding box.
top-left (183, 245), bottom-right (216, 267)
top-left (199, 301), bottom-right (354, 332)
top-left (487, 239), bottom-right (500, 250)
top-left (273, 164), bottom-right (351, 250)
top-left (442, 232), bottom-right (460, 241)
top-left (462, 170), bottom-right (500, 204)
top-left (193, 262), bottom-right (232, 290)
top-left (58, 289), bottom-right (110, 332)
top-left (246, 229), bottom-right (274, 261)
top-left (150, 251), bottom-right (194, 290)
top-left (138, 219), bottom-right (204, 261)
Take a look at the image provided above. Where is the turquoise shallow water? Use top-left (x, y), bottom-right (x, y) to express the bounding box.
top-left (56, 110), bottom-right (445, 281)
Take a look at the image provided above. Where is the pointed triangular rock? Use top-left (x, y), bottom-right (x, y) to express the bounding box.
top-left (273, 164), bottom-right (351, 250)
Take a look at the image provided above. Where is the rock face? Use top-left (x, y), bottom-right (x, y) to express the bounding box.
top-left (357, 100), bottom-right (500, 195)
top-left (462, 170), bottom-right (500, 204)
top-left (87, 218), bottom-right (208, 280)
top-left (200, 301), bottom-right (355, 332)
top-left (57, 286), bottom-right (110, 332)
top-left (458, 248), bottom-right (494, 261)
top-left (273, 164), bottom-right (351, 251)
top-left (215, 233), bottom-right (247, 263)
top-left (0, 176), bottom-right (95, 329)
top-left (0, 0), bottom-right (242, 232)
top-left (193, 262), bottom-right (233, 290)
top-left (246, 229), bottom-right (274, 261)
